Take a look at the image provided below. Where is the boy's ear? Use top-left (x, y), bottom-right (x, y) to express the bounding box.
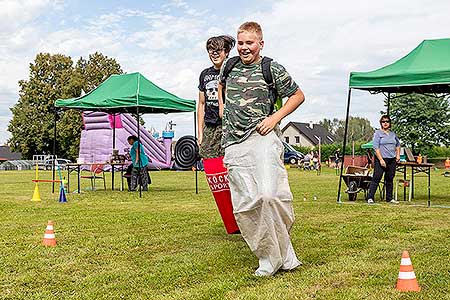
top-left (259, 40), bottom-right (264, 49)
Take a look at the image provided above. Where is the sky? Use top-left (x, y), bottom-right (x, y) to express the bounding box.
top-left (1, 0), bottom-right (450, 146)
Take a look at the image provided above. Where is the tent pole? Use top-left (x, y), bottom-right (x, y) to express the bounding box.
top-left (113, 112), bottom-right (116, 150)
top-left (112, 112), bottom-right (116, 191)
top-left (52, 108), bottom-right (57, 193)
top-left (194, 111), bottom-right (198, 194)
top-left (137, 108), bottom-right (142, 198)
top-left (337, 88), bottom-right (352, 203)
top-left (387, 93), bottom-right (391, 116)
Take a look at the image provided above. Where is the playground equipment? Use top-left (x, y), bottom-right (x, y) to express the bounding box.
top-left (31, 162), bottom-right (64, 201)
top-left (174, 135), bottom-right (199, 169)
top-left (31, 163), bottom-right (42, 201)
top-left (31, 165), bottom-right (41, 201)
top-left (79, 112), bottom-right (174, 169)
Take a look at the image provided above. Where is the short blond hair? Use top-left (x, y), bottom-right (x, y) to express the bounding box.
top-left (238, 21), bottom-right (263, 40)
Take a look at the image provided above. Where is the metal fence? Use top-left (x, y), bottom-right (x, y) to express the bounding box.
top-left (0, 160), bottom-right (35, 171)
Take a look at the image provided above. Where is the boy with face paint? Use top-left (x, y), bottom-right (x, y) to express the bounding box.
top-left (197, 35), bottom-right (235, 158)
top-left (219, 22), bottom-right (305, 276)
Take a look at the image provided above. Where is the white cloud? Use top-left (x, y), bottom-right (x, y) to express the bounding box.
top-left (0, 0), bottom-right (51, 31)
top-left (2, 0), bottom-right (450, 145)
top-left (247, 0), bottom-right (450, 129)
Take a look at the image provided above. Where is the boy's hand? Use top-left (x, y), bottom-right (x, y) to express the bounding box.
top-left (256, 115), bottom-right (278, 136)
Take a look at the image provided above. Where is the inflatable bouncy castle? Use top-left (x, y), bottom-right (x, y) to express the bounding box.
top-left (79, 111), bottom-right (174, 169)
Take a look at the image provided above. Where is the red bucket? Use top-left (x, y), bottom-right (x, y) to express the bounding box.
top-left (203, 156), bottom-right (240, 234)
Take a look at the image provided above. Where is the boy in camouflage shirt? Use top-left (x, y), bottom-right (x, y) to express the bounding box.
top-left (197, 36), bottom-right (235, 158)
top-left (219, 22), bottom-right (305, 276)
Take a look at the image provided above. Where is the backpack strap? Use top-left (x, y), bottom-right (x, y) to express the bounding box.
top-left (222, 56), bottom-right (279, 114)
top-left (261, 57), bottom-right (279, 114)
top-left (220, 56), bottom-right (240, 102)
top-left (221, 56), bottom-right (241, 83)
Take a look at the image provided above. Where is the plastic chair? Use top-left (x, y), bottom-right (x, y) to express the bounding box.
top-left (81, 164), bottom-right (106, 190)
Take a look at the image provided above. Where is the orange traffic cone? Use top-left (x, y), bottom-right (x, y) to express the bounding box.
top-left (42, 221), bottom-right (56, 247)
top-left (396, 251), bottom-right (420, 292)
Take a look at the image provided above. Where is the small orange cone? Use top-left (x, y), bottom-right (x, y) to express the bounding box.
top-left (42, 221), bottom-right (56, 247)
top-left (396, 250), bottom-right (420, 292)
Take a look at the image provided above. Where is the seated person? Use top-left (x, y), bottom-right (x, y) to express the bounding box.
top-left (127, 135), bottom-right (151, 191)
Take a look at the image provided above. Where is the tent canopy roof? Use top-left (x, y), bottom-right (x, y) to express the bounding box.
top-left (361, 141), bottom-right (373, 149)
top-left (55, 72), bottom-right (196, 114)
top-left (349, 38), bottom-right (450, 93)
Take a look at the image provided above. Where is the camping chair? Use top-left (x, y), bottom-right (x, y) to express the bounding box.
top-left (81, 164), bottom-right (106, 190)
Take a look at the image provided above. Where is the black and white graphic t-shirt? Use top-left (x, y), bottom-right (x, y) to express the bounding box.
top-left (198, 66), bottom-right (221, 126)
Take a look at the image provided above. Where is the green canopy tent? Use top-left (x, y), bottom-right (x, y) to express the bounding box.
top-left (54, 72), bottom-right (197, 196)
top-left (337, 38), bottom-right (450, 207)
top-left (360, 141), bottom-right (373, 149)
top-left (55, 72), bottom-right (196, 113)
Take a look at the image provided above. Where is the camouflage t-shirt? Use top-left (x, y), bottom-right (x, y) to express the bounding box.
top-left (220, 57), bottom-right (299, 148)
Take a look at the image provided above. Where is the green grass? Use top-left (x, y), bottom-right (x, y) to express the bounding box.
top-left (0, 167), bottom-right (449, 300)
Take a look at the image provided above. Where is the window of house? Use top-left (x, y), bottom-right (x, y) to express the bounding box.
top-left (295, 136), bottom-right (300, 143)
top-left (285, 137), bottom-right (289, 143)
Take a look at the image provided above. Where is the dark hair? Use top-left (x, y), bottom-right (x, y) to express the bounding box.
top-left (206, 35), bottom-right (236, 53)
top-left (127, 135), bottom-right (138, 142)
top-left (379, 115), bottom-right (391, 128)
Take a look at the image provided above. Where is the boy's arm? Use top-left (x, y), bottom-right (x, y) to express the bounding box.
top-left (256, 88), bottom-right (305, 136)
top-left (197, 91), bottom-right (206, 145)
top-left (218, 83), bottom-right (224, 118)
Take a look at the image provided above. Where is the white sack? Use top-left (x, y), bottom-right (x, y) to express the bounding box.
top-left (224, 131), bottom-right (301, 276)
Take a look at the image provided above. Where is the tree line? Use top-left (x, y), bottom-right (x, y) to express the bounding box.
top-left (8, 52), bottom-right (122, 160)
top-left (7, 53), bottom-right (450, 160)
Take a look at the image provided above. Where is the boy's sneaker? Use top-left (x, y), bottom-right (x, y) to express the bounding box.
top-left (367, 199), bottom-right (374, 204)
top-left (389, 199), bottom-right (399, 204)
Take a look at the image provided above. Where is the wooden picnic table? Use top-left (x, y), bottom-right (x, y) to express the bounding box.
top-left (396, 161), bottom-right (434, 206)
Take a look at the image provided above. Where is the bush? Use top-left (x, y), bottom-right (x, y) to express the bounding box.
top-left (293, 142), bottom-right (371, 162)
top-left (423, 146), bottom-right (450, 158)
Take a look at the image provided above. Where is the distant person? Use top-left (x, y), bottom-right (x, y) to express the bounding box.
top-left (367, 115), bottom-right (400, 204)
top-left (303, 152), bottom-right (312, 170)
top-left (219, 21), bottom-right (305, 276)
top-left (312, 151), bottom-right (319, 170)
top-left (127, 135), bottom-right (150, 191)
top-left (334, 148), bottom-right (341, 175)
top-left (197, 35), bottom-right (236, 158)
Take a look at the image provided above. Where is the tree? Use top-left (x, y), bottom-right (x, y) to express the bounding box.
top-left (319, 118), bottom-right (340, 136)
top-left (59, 52), bottom-right (123, 159)
top-left (386, 93), bottom-right (450, 153)
top-left (319, 117), bottom-right (374, 143)
top-left (8, 53), bottom-right (79, 159)
top-left (8, 52), bottom-right (123, 160)
top-left (75, 52), bottom-right (123, 93)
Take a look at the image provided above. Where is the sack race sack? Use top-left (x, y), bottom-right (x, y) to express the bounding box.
top-left (203, 156), bottom-right (240, 234)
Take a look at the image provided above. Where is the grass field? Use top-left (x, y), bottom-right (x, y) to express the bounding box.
top-left (0, 167), bottom-right (449, 300)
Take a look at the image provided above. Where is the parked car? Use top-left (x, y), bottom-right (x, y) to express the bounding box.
top-left (283, 142), bottom-right (304, 165)
top-left (44, 158), bottom-right (72, 170)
